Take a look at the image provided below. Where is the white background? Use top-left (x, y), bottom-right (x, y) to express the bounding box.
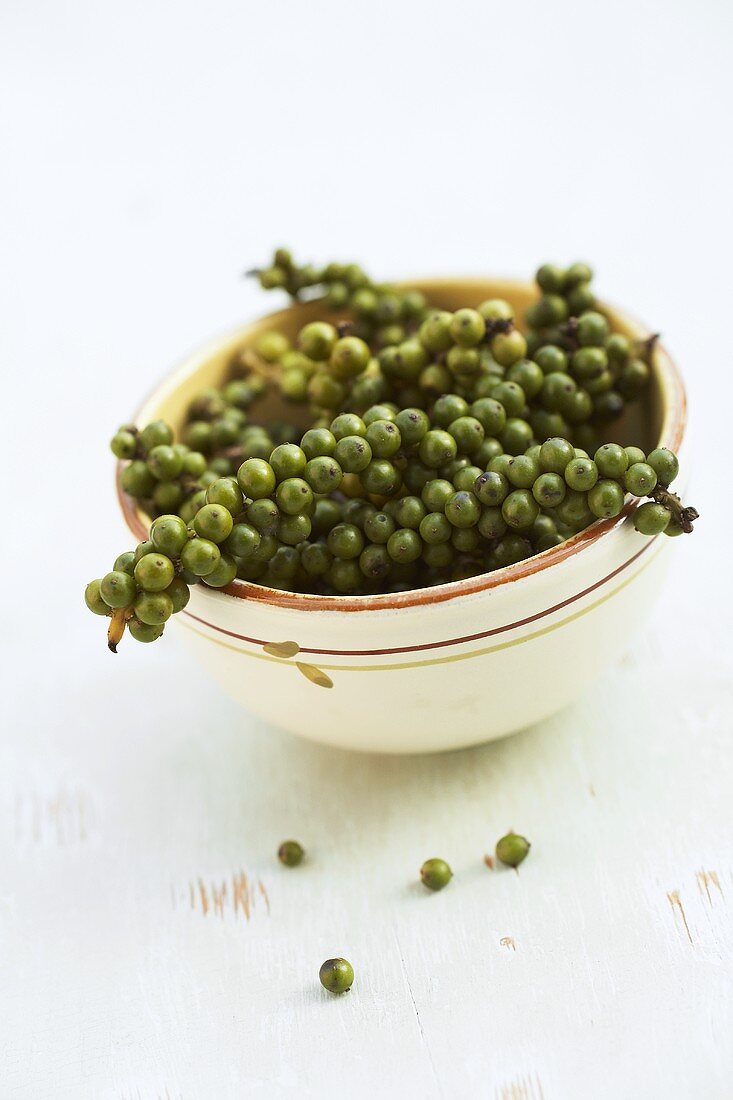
top-left (1, 1), bottom-right (732, 1097)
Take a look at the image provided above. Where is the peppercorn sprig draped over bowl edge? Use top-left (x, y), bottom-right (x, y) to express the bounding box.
top-left (85, 251), bottom-right (698, 651)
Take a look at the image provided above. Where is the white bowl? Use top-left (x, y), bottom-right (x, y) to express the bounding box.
top-left (119, 278), bottom-right (687, 753)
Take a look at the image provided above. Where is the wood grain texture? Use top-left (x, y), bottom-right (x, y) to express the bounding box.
top-left (2, 0), bottom-right (732, 1095)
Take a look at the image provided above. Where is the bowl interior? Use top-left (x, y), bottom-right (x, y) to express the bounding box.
top-left (135, 278), bottom-right (672, 452)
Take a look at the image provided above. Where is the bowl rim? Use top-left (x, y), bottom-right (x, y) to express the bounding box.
top-left (117, 276), bottom-right (687, 613)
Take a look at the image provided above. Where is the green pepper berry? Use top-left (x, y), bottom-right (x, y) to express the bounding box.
top-left (495, 832), bottom-right (531, 867)
top-left (134, 553), bottom-right (175, 592)
top-left (646, 447), bottom-right (679, 487)
top-left (588, 479), bottom-right (625, 519)
top-left (491, 329), bottom-right (527, 367)
top-left (113, 551), bottom-right (136, 577)
top-left (478, 298), bottom-right (513, 322)
top-left (100, 570), bottom-right (137, 609)
top-left (387, 528), bottom-right (422, 563)
top-left (419, 310), bottom-right (454, 353)
top-left (532, 472), bottom-right (566, 508)
top-left (502, 489), bottom-right (540, 530)
top-left (110, 428), bottom-right (138, 459)
top-left (237, 458), bottom-right (276, 500)
top-left (565, 457), bottom-right (598, 492)
top-left (333, 435), bottom-right (372, 474)
top-left (128, 617), bottom-right (165, 643)
top-left (151, 514), bottom-right (190, 558)
top-left (139, 419), bottom-right (174, 453)
top-left (278, 840), bottom-right (304, 867)
top-left (594, 443), bottom-right (628, 479)
top-left (365, 419), bottom-right (402, 458)
top-left (85, 579), bottom-right (110, 616)
top-left (298, 321), bottom-right (337, 362)
top-left (445, 490), bottom-right (481, 528)
top-left (165, 577), bottom-right (191, 614)
top-left (319, 958), bottom-right (354, 994)
top-left (327, 523), bottom-right (364, 560)
top-left (419, 430), bottom-right (458, 469)
top-left (276, 478), bottom-right (313, 515)
top-left (120, 460), bottom-right (156, 499)
top-left (474, 470), bottom-right (509, 506)
top-left (331, 413), bottom-right (366, 440)
top-left (420, 858), bottom-right (453, 891)
top-left (625, 462), bottom-right (658, 497)
top-left (205, 477), bottom-right (245, 516)
top-left (634, 501), bottom-right (671, 535)
top-left (539, 437), bottom-right (575, 475)
top-left (301, 427), bottom-right (337, 459)
top-left (330, 336), bottom-right (371, 379)
top-left (194, 504), bottom-right (234, 544)
top-left (450, 308), bottom-right (486, 347)
top-left (134, 591), bottom-right (174, 626)
top-left (305, 456), bottom-right (343, 494)
top-left (203, 554), bottom-right (238, 588)
top-left (146, 444), bottom-right (183, 481)
top-left (471, 397), bottom-right (506, 436)
top-left (534, 345), bottom-right (567, 375)
top-left (361, 511), bottom-right (394, 545)
top-left (506, 455), bottom-right (540, 490)
top-left (180, 537), bottom-right (221, 577)
top-left (536, 263), bottom-right (565, 293)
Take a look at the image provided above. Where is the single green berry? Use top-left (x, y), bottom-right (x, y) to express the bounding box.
top-left (420, 858), bottom-right (453, 891)
top-left (128, 617), bottom-right (165, 643)
top-left (85, 579), bottom-right (110, 616)
top-left (319, 958), bottom-right (354, 994)
top-left (495, 832), bottom-right (531, 868)
top-left (100, 570), bottom-right (137, 609)
top-left (634, 501), bottom-right (671, 535)
top-left (298, 321), bottom-right (337, 362)
top-left (646, 447), bottom-right (679, 487)
top-left (625, 462), bottom-right (658, 497)
top-left (134, 591), bottom-right (174, 626)
top-left (278, 840), bottom-right (304, 867)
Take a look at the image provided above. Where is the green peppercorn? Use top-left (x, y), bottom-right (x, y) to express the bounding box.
top-left (194, 504), bottom-right (234, 544)
top-left (588, 479), bottom-right (625, 519)
top-left (634, 501), bottom-right (671, 535)
top-left (238, 458), bottom-right (276, 500)
top-left (420, 858), bottom-right (453, 891)
top-left (646, 447), bottom-right (679, 486)
top-left (319, 958), bottom-right (354, 994)
top-left (594, 443), bottom-right (628, 479)
top-left (298, 321), bottom-right (337, 361)
top-left (278, 840), bottom-right (304, 867)
top-left (128, 617), bottom-right (165, 643)
top-left (565, 457), bottom-right (599, 492)
top-left (492, 329), bottom-right (527, 367)
top-left (495, 832), bottom-right (531, 867)
top-left (625, 462), bottom-right (658, 497)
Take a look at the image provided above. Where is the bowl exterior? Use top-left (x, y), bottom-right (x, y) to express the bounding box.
top-left (174, 520), bottom-right (673, 753)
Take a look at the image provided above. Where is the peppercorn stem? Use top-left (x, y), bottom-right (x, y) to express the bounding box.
top-left (650, 487), bottom-right (699, 533)
top-left (107, 607), bottom-right (128, 653)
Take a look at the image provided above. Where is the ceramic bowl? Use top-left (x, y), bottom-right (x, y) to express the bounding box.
top-left (118, 278), bottom-right (687, 753)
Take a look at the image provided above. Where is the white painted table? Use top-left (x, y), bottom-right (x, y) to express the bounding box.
top-left (2, 2), bottom-right (731, 1096)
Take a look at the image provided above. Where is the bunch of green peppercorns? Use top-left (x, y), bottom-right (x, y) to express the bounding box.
top-left (85, 250), bottom-right (698, 651)
top-left (277, 830), bottom-right (531, 994)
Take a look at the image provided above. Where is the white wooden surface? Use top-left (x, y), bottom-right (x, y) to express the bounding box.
top-left (2, 1), bottom-right (732, 1096)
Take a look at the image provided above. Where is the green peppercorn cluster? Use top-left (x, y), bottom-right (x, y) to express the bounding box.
top-left (86, 253), bottom-right (698, 649)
